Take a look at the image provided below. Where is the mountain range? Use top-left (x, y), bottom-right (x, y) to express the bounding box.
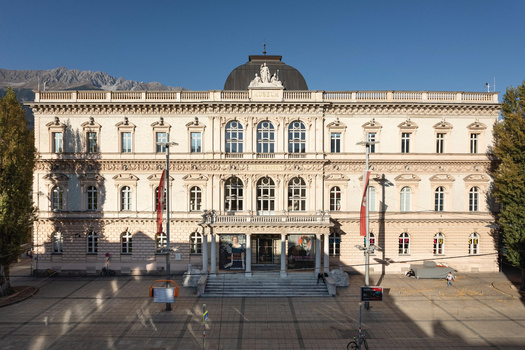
top-left (0, 67), bottom-right (185, 102)
top-left (0, 67), bottom-right (185, 128)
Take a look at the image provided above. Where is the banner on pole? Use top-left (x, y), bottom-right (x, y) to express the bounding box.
top-left (157, 170), bottom-right (166, 234)
top-left (360, 170), bottom-right (371, 236)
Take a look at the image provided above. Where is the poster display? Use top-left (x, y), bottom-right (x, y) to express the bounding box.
top-left (219, 234), bottom-right (246, 270)
top-left (287, 234), bottom-right (315, 269)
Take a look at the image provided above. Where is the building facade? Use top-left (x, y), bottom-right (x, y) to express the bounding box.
top-left (29, 55), bottom-right (501, 276)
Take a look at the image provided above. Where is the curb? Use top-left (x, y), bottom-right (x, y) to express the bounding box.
top-left (0, 286), bottom-right (39, 307)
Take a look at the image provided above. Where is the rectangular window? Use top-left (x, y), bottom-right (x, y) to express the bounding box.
top-left (122, 132), bottom-right (132, 153)
top-left (87, 132), bottom-right (98, 153)
top-left (470, 133), bottom-right (479, 153)
top-left (191, 132), bottom-right (202, 153)
top-left (436, 133), bottom-right (444, 153)
top-left (53, 132), bottom-right (63, 153)
top-left (401, 133), bottom-right (410, 153)
top-left (330, 132), bottom-right (341, 153)
top-left (367, 132), bottom-right (376, 153)
top-left (156, 132), bottom-right (167, 153)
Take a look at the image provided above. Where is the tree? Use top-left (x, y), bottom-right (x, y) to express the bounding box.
top-left (490, 81), bottom-right (525, 291)
top-left (0, 88), bottom-right (35, 297)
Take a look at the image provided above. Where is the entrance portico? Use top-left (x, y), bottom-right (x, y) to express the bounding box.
top-left (199, 211), bottom-right (333, 278)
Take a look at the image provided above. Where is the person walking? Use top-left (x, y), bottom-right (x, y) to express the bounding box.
top-left (446, 272), bottom-right (455, 287)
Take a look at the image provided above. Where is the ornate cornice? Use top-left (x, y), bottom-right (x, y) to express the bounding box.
top-left (29, 101), bottom-right (500, 117)
top-left (36, 158), bottom-right (491, 174)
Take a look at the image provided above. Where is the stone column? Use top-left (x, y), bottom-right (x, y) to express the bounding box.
top-left (315, 234), bottom-right (321, 276)
top-left (210, 231), bottom-right (217, 276)
top-left (280, 233), bottom-right (287, 278)
top-left (245, 233), bottom-right (252, 277)
top-left (323, 232), bottom-right (330, 274)
top-left (202, 228), bottom-right (208, 274)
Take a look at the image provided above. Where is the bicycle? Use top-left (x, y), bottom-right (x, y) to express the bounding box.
top-left (347, 333), bottom-right (369, 350)
top-left (45, 269), bottom-right (58, 277)
top-left (100, 267), bottom-right (116, 276)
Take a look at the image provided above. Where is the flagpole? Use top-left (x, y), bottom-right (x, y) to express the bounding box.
top-left (365, 143), bottom-right (370, 288)
top-left (157, 134), bottom-right (178, 312)
top-left (357, 139), bottom-right (378, 311)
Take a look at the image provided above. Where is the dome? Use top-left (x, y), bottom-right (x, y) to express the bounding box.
top-left (224, 55), bottom-right (308, 91)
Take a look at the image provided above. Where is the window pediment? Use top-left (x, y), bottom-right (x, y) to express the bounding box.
top-left (81, 118), bottom-right (101, 130)
top-left (398, 118), bottom-right (418, 130)
top-left (182, 174), bottom-right (209, 182)
top-left (43, 173), bottom-right (69, 182)
top-left (324, 174), bottom-right (348, 181)
top-left (362, 118), bottom-right (382, 131)
top-left (463, 174), bottom-right (489, 183)
top-left (327, 119), bottom-right (347, 130)
top-left (147, 174), bottom-right (174, 183)
top-left (115, 118), bottom-right (136, 130)
top-left (429, 174), bottom-right (455, 182)
top-left (467, 121), bottom-right (487, 131)
top-left (46, 117), bottom-right (66, 130)
top-left (113, 173), bottom-right (139, 182)
top-left (78, 174), bottom-right (104, 183)
top-left (394, 174), bottom-right (421, 182)
top-left (433, 120), bottom-right (453, 130)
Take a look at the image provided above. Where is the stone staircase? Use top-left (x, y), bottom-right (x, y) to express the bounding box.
top-left (201, 271), bottom-right (330, 297)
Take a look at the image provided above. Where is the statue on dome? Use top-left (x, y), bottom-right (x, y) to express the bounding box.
top-left (248, 64), bottom-right (282, 88)
top-left (260, 63), bottom-right (271, 83)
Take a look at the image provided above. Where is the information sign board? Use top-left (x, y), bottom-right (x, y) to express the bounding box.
top-left (360, 286), bottom-right (383, 302)
top-left (153, 287), bottom-right (175, 303)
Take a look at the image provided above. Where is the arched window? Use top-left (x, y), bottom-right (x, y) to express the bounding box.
top-left (400, 187), bottom-right (411, 212)
top-left (329, 231), bottom-right (340, 256)
top-left (288, 177), bottom-right (306, 211)
top-left (52, 231), bottom-right (63, 254)
top-left (288, 121), bottom-right (306, 153)
top-left (399, 232), bottom-right (410, 255)
top-left (257, 177), bottom-right (275, 214)
top-left (156, 232), bottom-right (167, 253)
top-left (225, 121), bottom-right (243, 153)
top-left (121, 231), bottom-right (133, 254)
top-left (87, 186), bottom-right (98, 211)
top-left (121, 186), bottom-right (132, 211)
top-left (225, 177), bottom-right (244, 211)
top-left (469, 233), bottom-right (480, 255)
top-left (155, 186), bottom-right (167, 211)
top-left (51, 186), bottom-right (64, 211)
top-left (369, 187), bottom-right (376, 212)
top-left (330, 187), bottom-right (342, 211)
top-left (87, 231), bottom-right (98, 254)
top-left (433, 233), bottom-right (445, 255)
top-left (257, 121), bottom-right (275, 153)
top-left (435, 187), bottom-right (445, 211)
top-left (469, 187), bottom-right (479, 212)
top-left (189, 186), bottom-right (202, 211)
top-left (190, 231), bottom-right (203, 254)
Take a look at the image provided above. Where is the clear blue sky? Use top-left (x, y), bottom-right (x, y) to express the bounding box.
top-left (1, 0), bottom-right (524, 93)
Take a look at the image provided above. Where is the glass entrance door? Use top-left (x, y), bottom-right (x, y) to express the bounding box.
top-left (257, 238), bottom-right (274, 264)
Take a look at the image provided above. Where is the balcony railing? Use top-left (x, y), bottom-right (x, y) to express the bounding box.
top-left (34, 90), bottom-right (499, 104)
top-left (201, 211), bottom-right (332, 226)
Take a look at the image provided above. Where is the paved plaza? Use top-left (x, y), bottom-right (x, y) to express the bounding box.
top-left (1, 260), bottom-right (524, 349)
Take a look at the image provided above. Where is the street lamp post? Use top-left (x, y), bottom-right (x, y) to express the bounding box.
top-left (157, 135), bottom-right (178, 311)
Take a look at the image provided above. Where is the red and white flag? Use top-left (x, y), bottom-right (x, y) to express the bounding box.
top-left (360, 170), bottom-right (371, 236)
top-left (156, 170), bottom-right (166, 234)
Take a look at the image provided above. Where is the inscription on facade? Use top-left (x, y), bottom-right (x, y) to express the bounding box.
top-left (249, 164), bottom-right (285, 171)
